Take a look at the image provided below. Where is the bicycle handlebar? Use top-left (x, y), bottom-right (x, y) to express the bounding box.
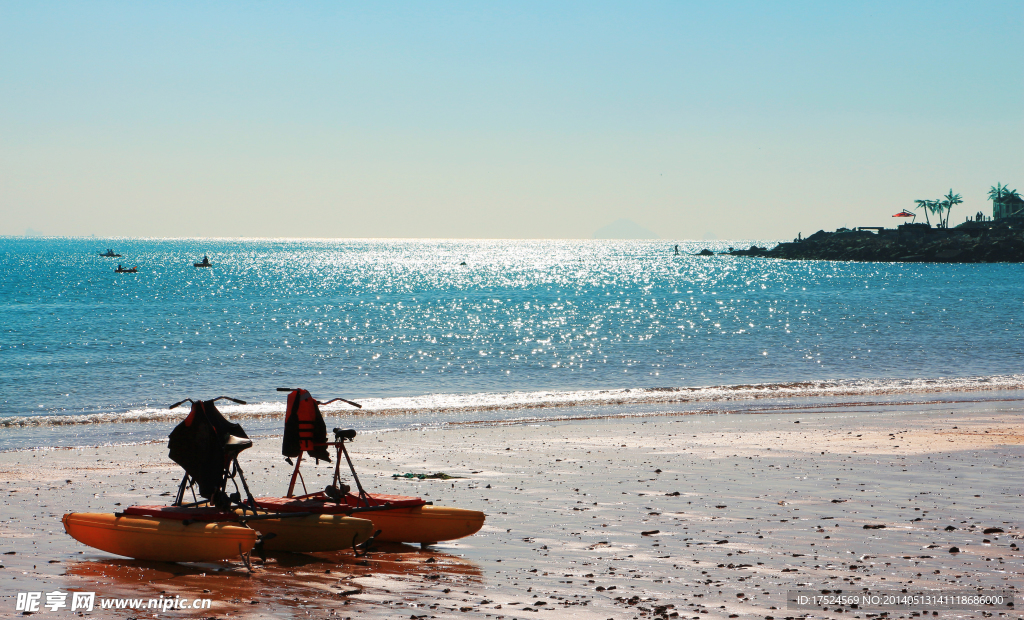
top-left (276, 388), bottom-right (362, 409)
top-left (169, 396), bottom-right (247, 410)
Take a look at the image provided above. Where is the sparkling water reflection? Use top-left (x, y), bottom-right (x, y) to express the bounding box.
top-left (1, 237), bottom-right (1022, 428)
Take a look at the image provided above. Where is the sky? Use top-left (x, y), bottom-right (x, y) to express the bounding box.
top-left (1, 2), bottom-right (1021, 240)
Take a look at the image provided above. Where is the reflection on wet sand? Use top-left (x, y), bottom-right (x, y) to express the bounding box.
top-left (311, 542), bottom-right (483, 578)
top-left (63, 544), bottom-right (482, 617)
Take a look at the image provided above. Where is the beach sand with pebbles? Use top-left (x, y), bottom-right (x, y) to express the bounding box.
top-left (0, 398), bottom-right (1021, 619)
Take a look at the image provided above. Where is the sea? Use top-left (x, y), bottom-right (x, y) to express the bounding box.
top-left (1, 236), bottom-right (1022, 451)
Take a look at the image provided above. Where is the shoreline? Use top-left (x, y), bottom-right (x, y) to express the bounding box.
top-left (7, 376), bottom-right (1024, 430)
top-left (1, 399), bottom-right (1021, 619)
top-left (730, 224), bottom-right (1024, 263)
top-left (2, 389), bottom-right (1023, 455)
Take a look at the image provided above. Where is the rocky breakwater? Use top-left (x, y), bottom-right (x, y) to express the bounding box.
top-left (732, 223), bottom-right (1024, 262)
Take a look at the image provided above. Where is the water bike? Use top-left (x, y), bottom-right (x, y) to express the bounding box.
top-left (194, 255), bottom-right (211, 267)
top-left (255, 388), bottom-right (486, 547)
top-left (63, 397), bottom-right (374, 564)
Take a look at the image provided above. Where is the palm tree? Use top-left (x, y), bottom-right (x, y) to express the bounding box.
top-left (989, 183), bottom-right (1008, 202)
top-left (928, 200), bottom-right (946, 228)
top-left (942, 190), bottom-right (962, 228)
top-left (913, 199), bottom-right (931, 225)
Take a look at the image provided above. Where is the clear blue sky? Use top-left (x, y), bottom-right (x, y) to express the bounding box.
top-left (2, 2), bottom-right (1021, 239)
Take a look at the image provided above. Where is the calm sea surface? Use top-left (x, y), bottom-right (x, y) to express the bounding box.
top-left (1, 237), bottom-right (1022, 449)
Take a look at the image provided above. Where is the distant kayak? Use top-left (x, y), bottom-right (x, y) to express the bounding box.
top-left (99, 249), bottom-right (121, 257)
top-left (114, 266), bottom-right (137, 273)
top-left (194, 255), bottom-right (211, 268)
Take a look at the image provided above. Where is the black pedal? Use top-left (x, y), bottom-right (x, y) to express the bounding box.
top-left (324, 483), bottom-right (351, 502)
top-left (212, 491), bottom-right (230, 511)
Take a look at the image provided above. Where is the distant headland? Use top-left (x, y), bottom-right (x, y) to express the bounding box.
top-left (725, 183), bottom-right (1024, 263)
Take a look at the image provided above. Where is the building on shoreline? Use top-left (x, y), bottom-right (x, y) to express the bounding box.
top-left (993, 194), bottom-right (1024, 219)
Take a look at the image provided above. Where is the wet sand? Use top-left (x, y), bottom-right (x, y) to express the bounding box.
top-left (0, 399), bottom-right (1021, 619)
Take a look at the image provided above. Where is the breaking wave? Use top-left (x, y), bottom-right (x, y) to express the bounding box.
top-left (4, 373), bottom-right (1023, 428)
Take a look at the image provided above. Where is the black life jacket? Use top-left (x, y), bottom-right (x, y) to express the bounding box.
top-left (282, 389), bottom-right (331, 463)
top-left (168, 400), bottom-right (251, 499)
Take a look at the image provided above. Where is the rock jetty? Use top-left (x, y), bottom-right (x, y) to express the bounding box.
top-left (729, 222), bottom-right (1024, 263)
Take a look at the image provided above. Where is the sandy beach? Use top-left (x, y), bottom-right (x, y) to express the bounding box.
top-left (1, 399), bottom-right (1021, 619)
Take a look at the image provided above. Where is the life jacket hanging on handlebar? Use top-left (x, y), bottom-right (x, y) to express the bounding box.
top-left (169, 400), bottom-right (252, 499)
top-left (282, 389), bottom-right (331, 463)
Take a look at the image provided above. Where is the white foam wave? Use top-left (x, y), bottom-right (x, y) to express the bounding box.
top-left (3, 374), bottom-right (1023, 428)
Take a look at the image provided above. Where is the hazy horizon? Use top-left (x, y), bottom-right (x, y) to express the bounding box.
top-left (2, 2), bottom-right (1021, 240)
top-left (6, 229), bottom-right (747, 242)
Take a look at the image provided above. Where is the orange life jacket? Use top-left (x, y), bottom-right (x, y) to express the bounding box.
top-left (282, 389), bottom-right (331, 462)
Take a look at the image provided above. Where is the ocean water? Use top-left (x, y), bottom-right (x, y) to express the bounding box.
top-left (1, 236), bottom-right (1022, 450)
